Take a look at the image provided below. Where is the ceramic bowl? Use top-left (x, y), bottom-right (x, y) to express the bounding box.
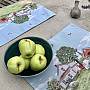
top-left (4, 37), bottom-right (53, 77)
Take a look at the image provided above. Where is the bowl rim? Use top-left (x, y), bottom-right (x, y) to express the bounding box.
top-left (3, 36), bottom-right (53, 77)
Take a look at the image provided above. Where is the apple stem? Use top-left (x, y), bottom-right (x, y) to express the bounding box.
top-left (25, 39), bottom-right (31, 47)
top-left (39, 56), bottom-right (43, 64)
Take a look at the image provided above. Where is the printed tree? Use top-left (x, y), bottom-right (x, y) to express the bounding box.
top-left (46, 78), bottom-right (62, 90)
top-left (13, 15), bottom-right (29, 24)
top-left (56, 46), bottom-right (78, 64)
top-left (13, 3), bottom-right (37, 24)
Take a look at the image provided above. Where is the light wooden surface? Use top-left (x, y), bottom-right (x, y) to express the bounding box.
top-left (0, 0), bottom-right (90, 90)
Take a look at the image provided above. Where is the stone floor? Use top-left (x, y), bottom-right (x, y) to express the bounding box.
top-left (0, 0), bottom-right (90, 90)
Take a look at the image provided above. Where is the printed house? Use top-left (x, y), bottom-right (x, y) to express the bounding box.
top-left (83, 47), bottom-right (90, 58)
top-left (55, 62), bottom-right (80, 89)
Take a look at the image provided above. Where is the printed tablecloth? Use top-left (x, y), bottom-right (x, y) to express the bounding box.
top-left (24, 23), bottom-right (90, 90)
top-left (0, 1), bottom-right (55, 46)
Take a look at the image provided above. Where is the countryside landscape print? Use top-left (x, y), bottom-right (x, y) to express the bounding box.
top-left (24, 24), bottom-right (90, 90)
top-left (0, 0), bottom-right (55, 46)
top-left (0, 0), bottom-right (37, 24)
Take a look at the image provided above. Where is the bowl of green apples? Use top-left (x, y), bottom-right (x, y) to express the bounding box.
top-left (4, 37), bottom-right (53, 77)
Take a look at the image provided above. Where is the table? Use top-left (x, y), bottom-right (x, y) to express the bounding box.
top-left (0, 0), bottom-right (90, 90)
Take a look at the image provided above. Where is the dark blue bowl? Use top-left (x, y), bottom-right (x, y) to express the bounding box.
top-left (4, 37), bottom-right (53, 77)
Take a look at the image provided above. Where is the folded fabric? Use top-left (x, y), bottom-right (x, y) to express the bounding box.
top-left (0, 1), bottom-right (56, 46)
top-left (24, 23), bottom-right (90, 90)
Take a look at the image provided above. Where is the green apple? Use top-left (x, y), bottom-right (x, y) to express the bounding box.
top-left (20, 55), bottom-right (30, 69)
top-left (35, 44), bottom-right (45, 55)
top-left (7, 56), bottom-right (25, 74)
top-left (18, 39), bottom-right (36, 58)
top-left (30, 54), bottom-right (47, 71)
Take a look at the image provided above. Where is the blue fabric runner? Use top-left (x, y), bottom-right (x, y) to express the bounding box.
top-left (0, 4), bottom-right (55, 46)
top-left (24, 23), bottom-right (90, 90)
